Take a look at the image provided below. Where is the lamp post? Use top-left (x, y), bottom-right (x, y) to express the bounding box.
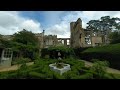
top-left (43, 30), bottom-right (45, 48)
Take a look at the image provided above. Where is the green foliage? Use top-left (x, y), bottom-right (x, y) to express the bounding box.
top-left (29, 72), bottom-right (46, 79)
top-left (1, 58), bottom-right (120, 79)
top-left (86, 16), bottom-right (120, 33)
top-left (51, 72), bottom-right (65, 79)
top-left (62, 71), bottom-right (73, 79)
top-left (108, 31), bottom-right (120, 44)
top-left (41, 48), bottom-right (49, 58)
top-left (0, 72), bottom-right (9, 79)
top-left (90, 60), bottom-right (109, 79)
top-left (48, 45), bottom-right (70, 52)
top-left (0, 36), bottom-right (13, 48)
top-left (13, 29), bottom-right (38, 46)
top-left (47, 46), bottom-right (75, 59)
top-left (10, 29), bottom-right (39, 60)
top-left (15, 61), bottom-right (31, 79)
top-left (80, 43), bottom-right (120, 69)
top-left (77, 73), bottom-right (93, 79)
top-left (12, 57), bottom-right (31, 65)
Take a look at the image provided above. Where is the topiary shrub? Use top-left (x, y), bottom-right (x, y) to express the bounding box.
top-left (0, 72), bottom-right (9, 79)
top-left (77, 73), bottom-right (93, 79)
top-left (15, 63), bottom-right (31, 79)
top-left (62, 71), bottom-right (73, 79)
top-left (29, 72), bottom-right (46, 79)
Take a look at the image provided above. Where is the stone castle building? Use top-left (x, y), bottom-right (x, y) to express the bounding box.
top-left (35, 31), bottom-right (70, 48)
top-left (1, 18), bottom-right (111, 49)
top-left (44, 35), bottom-right (58, 48)
top-left (70, 18), bottom-right (111, 48)
top-left (70, 18), bottom-right (86, 48)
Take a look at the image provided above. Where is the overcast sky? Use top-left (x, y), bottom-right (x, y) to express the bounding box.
top-left (0, 11), bottom-right (120, 38)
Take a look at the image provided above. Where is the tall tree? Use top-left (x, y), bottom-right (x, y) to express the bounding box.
top-left (12, 29), bottom-right (39, 60)
top-left (108, 31), bottom-right (120, 44)
top-left (13, 29), bottom-right (39, 46)
top-left (86, 20), bottom-right (100, 32)
top-left (86, 16), bottom-right (120, 35)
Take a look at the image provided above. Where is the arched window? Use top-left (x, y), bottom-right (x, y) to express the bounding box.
top-left (79, 33), bottom-right (82, 38)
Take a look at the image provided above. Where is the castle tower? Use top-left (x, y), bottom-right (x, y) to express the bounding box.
top-left (70, 18), bottom-right (85, 48)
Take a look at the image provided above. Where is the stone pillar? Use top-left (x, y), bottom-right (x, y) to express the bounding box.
top-left (64, 39), bottom-right (67, 46)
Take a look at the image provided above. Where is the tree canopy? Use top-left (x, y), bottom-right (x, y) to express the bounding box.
top-left (11, 29), bottom-right (39, 60)
top-left (108, 31), bottom-right (120, 44)
top-left (86, 16), bottom-right (120, 35)
top-left (12, 29), bottom-right (39, 46)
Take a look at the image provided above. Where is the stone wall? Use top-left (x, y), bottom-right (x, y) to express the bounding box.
top-left (70, 18), bottom-right (85, 48)
top-left (57, 38), bottom-right (70, 47)
top-left (70, 18), bottom-right (110, 48)
top-left (91, 36), bottom-right (102, 46)
top-left (35, 33), bottom-right (44, 48)
top-left (44, 35), bottom-right (58, 48)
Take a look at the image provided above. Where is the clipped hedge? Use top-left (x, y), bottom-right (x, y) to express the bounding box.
top-left (1, 58), bottom-right (120, 79)
top-left (29, 72), bottom-right (46, 79)
top-left (80, 43), bottom-right (120, 69)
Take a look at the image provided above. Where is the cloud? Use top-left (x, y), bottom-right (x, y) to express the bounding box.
top-left (45, 11), bottom-right (120, 38)
top-left (45, 11), bottom-right (81, 38)
top-left (19, 19), bottom-right (42, 33)
top-left (0, 11), bottom-right (43, 35)
top-left (1, 11), bottom-right (120, 38)
top-left (46, 22), bottom-right (69, 38)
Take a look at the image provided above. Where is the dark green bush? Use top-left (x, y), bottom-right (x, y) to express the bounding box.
top-left (73, 47), bottom-right (90, 58)
top-left (41, 46), bottom-right (75, 59)
top-left (80, 43), bottom-right (120, 69)
top-left (41, 48), bottom-right (49, 58)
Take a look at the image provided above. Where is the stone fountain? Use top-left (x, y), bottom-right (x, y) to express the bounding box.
top-left (49, 51), bottom-right (71, 75)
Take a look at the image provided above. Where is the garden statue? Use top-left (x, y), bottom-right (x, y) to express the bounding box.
top-left (58, 51), bottom-right (62, 60)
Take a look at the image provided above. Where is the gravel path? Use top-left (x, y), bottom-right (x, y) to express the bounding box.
top-left (80, 60), bottom-right (120, 74)
top-left (0, 62), bottom-right (34, 72)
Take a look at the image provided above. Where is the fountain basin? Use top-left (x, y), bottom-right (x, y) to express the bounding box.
top-left (49, 63), bottom-right (71, 75)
